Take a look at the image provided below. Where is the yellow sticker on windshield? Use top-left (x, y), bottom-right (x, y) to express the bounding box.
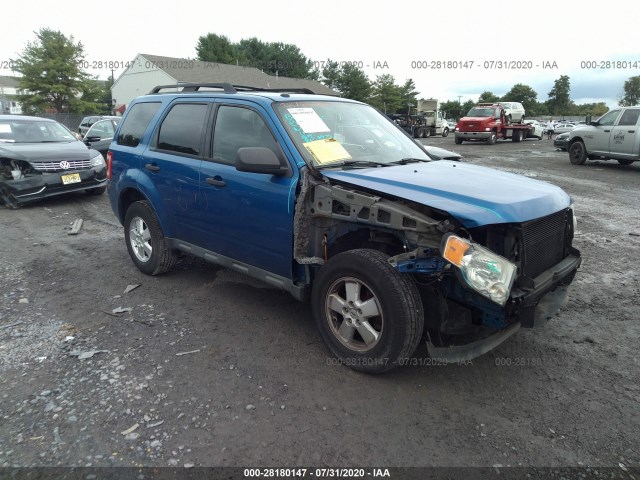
top-left (303, 138), bottom-right (352, 165)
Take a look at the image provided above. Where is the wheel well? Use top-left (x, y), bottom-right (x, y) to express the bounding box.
top-left (567, 136), bottom-right (584, 148)
top-left (328, 229), bottom-right (404, 258)
top-left (118, 188), bottom-right (148, 224)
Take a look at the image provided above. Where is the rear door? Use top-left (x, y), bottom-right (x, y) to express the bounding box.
top-left (609, 108), bottom-right (640, 157)
top-left (196, 100), bottom-right (297, 278)
top-left (143, 100), bottom-right (211, 245)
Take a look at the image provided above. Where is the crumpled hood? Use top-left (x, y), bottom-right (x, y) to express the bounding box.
top-left (322, 161), bottom-right (571, 227)
top-left (0, 141), bottom-right (92, 162)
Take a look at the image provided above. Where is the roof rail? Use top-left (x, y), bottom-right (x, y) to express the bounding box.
top-left (148, 83), bottom-right (316, 95)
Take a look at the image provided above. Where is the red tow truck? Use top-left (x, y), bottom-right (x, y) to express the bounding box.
top-left (454, 103), bottom-right (532, 145)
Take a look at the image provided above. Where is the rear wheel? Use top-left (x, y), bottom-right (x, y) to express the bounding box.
top-left (423, 128), bottom-right (431, 138)
top-left (312, 249), bottom-right (424, 373)
top-left (124, 201), bottom-right (177, 275)
top-left (569, 141), bottom-right (587, 165)
top-left (520, 115), bottom-right (525, 124)
top-left (512, 130), bottom-right (523, 142)
top-left (617, 159), bottom-right (634, 165)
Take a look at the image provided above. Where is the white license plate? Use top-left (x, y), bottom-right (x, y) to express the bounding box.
top-left (61, 173), bottom-right (81, 185)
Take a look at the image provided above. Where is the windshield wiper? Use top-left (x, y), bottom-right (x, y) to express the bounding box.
top-left (316, 159), bottom-right (390, 169)
top-left (390, 157), bottom-right (430, 165)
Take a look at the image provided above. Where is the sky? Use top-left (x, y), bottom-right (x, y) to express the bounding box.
top-left (2, 0), bottom-right (639, 109)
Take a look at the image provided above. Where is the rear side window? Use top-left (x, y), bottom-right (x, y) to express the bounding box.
top-left (117, 102), bottom-right (161, 147)
top-left (618, 109), bottom-right (640, 126)
top-left (157, 103), bottom-right (208, 156)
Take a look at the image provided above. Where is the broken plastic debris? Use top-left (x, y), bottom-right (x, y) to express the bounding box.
top-left (19, 298), bottom-right (29, 304)
top-left (121, 423), bottom-right (140, 435)
top-left (123, 284), bottom-right (141, 294)
top-left (175, 349), bottom-right (201, 356)
top-left (69, 350), bottom-right (109, 360)
top-left (68, 218), bottom-right (83, 235)
top-left (112, 307), bottom-right (133, 314)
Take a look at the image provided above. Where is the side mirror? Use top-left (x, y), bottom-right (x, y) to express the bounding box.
top-left (235, 147), bottom-right (289, 176)
top-left (585, 115), bottom-right (592, 125)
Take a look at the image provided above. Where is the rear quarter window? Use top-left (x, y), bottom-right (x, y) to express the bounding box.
top-left (117, 102), bottom-right (161, 147)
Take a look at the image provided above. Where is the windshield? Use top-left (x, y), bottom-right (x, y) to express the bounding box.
top-left (0, 120), bottom-right (77, 143)
top-left (466, 107), bottom-right (497, 118)
top-left (274, 101), bottom-right (430, 168)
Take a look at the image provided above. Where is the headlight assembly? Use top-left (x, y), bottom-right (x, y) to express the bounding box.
top-left (441, 234), bottom-right (517, 306)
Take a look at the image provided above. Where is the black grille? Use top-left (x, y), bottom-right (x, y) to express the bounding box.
top-left (520, 209), bottom-right (568, 278)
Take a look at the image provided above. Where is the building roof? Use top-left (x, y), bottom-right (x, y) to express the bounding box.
top-left (138, 54), bottom-right (338, 96)
top-left (0, 76), bottom-right (21, 88)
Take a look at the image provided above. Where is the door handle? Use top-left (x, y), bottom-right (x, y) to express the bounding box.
top-left (628, 130), bottom-right (635, 133)
top-left (604, 129), bottom-right (611, 132)
top-left (206, 177), bottom-right (226, 187)
top-left (145, 163), bottom-right (160, 172)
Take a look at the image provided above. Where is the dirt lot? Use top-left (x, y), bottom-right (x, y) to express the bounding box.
top-left (0, 136), bottom-right (638, 476)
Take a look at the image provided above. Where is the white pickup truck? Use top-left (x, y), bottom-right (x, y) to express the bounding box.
top-left (567, 107), bottom-right (640, 166)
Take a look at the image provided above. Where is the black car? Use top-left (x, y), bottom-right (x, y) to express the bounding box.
top-left (83, 118), bottom-right (120, 156)
top-left (0, 115), bottom-right (107, 208)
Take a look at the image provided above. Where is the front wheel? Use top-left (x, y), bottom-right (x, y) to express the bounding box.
top-left (442, 127), bottom-right (449, 137)
top-left (487, 131), bottom-right (497, 145)
top-left (124, 201), bottom-right (177, 275)
top-left (617, 159), bottom-right (634, 165)
top-left (455, 137), bottom-right (463, 144)
top-left (569, 141), bottom-right (587, 165)
top-left (312, 249), bottom-right (424, 373)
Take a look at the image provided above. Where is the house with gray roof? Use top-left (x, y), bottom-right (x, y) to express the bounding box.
top-left (111, 54), bottom-right (338, 110)
top-left (0, 76), bottom-right (24, 114)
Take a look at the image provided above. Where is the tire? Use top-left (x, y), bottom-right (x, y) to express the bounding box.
top-left (569, 141), bottom-right (587, 165)
top-left (617, 159), bottom-right (634, 165)
top-left (124, 200), bottom-right (177, 275)
top-left (520, 115), bottom-right (525, 124)
top-left (506, 114), bottom-right (512, 125)
top-left (455, 137), bottom-right (463, 145)
top-left (311, 249), bottom-right (424, 373)
top-left (442, 127), bottom-right (449, 137)
top-left (423, 128), bottom-right (431, 138)
top-left (512, 130), bottom-right (522, 143)
top-left (486, 131), bottom-right (497, 145)
top-left (86, 185), bottom-right (106, 196)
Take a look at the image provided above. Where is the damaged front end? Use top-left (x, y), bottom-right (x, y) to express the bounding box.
top-left (295, 170), bottom-right (581, 363)
top-left (0, 152), bottom-right (106, 208)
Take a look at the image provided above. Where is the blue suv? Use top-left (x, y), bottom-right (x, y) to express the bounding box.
top-left (107, 83), bottom-right (581, 373)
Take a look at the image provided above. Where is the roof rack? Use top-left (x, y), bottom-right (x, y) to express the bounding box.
top-left (148, 83), bottom-right (315, 95)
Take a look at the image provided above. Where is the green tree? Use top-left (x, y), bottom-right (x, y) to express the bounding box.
top-left (397, 79), bottom-right (419, 114)
top-left (71, 78), bottom-right (111, 114)
top-left (478, 91), bottom-right (499, 103)
top-left (195, 33), bottom-right (239, 64)
top-left (333, 64), bottom-right (372, 102)
top-left (12, 28), bottom-right (92, 113)
top-left (572, 102), bottom-right (608, 116)
top-left (619, 75), bottom-right (640, 106)
top-left (369, 74), bottom-right (402, 113)
top-left (441, 100), bottom-right (464, 120)
top-left (501, 84), bottom-right (539, 116)
top-left (547, 75), bottom-right (571, 115)
top-left (461, 99), bottom-right (476, 115)
top-left (320, 59), bottom-right (341, 90)
top-left (236, 37), bottom-right (316, 79)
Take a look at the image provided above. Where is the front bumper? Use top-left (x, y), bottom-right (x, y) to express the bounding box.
top-left (427, 250), bottom-right (581, 362)
top-left (455, 131), bottom-right (491, 140)
top-left (0, 166), bottom-right (106, 208)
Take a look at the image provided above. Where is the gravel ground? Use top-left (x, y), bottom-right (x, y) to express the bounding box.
top-left (0, 137), bottom-right (638, 478)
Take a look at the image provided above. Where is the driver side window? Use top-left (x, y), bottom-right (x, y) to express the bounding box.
top-left (598, 110), bottom-right (621, 126)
